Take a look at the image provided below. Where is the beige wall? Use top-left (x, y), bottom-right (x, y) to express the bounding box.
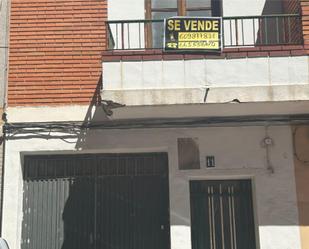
top-left (292, 125), bottom-right (309, 249)
top-left (0, 108), bottom-right (3, 234)
top-left (2, 121), bottom-right (302, 249)
top-left (0, 0), bottom-right (9, 104)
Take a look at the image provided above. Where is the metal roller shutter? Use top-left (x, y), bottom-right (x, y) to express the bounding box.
top-left (22, 153), bottom-right (170, 249)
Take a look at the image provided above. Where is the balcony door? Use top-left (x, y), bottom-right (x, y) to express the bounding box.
top-left (145, 0), bottom-right (222, 48)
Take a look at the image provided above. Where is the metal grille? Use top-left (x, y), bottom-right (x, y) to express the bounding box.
top-left (106, 14), bottom-right (302, 50)
top-left (190, 180), bottom-right (256, 249)
top-left (22, 153), bottom-right (170, 249)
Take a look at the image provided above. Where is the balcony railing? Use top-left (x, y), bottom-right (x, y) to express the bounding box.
top-left (106, 14), bottom-right (302, 51)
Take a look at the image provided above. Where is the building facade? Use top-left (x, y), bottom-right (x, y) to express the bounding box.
top-left (2, 0), bottom-right (309, 249)
top-left (0, 0), bottom-right (9, 233)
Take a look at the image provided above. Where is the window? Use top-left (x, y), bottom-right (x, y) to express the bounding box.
top-left (145, 0), bottom-right (222, 48)
top-left (145, 0), bottom-right (221, 19)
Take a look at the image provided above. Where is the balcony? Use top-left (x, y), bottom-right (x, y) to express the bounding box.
top-left (106, 14), bottom-right (302, 51)
top-left (102, 13), bottom-right (309, 108)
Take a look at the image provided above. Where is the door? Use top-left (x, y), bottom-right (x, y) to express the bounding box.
top-left (21, 153), bottom-right (170, 249)
top-left (190, 180), bottom-right (256, 249)
top-left (95, 154), bottom-right (170, 249)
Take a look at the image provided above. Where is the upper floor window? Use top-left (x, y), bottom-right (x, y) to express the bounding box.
top-left (145, 0), bottom-right (222, 20)
top-left (145, 0), bottom-right (222, 47)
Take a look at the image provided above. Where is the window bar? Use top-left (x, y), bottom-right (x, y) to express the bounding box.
top-left (211, 186), bottom-right (216, 249)
top-left (297, 17), bottom-right (303, 44)
top-left (276, 17), bottom-right (280, 44)
top-left (127, 23), bottom-right (130, 49)
top-left (231, 186), bottom-right (237, 249)
top-left (222, 19), bottom-right (225, 48)
top-left (282, 17), bottom-right (286, 44)
top-left (219, 185), bottom-right (226, 249)
top-left (253, 18), bottom-right (256, 46)
top-left (258, 17), bottom-right (263, 46)
top-left (228, 187), bottom-right (234, 249)
top-left (121, 22), bottom-right (125, 50)
top-left (241, 19), bottom-right (244, 46)
top-left (161, 24), bottom-right (165, 49)
top-left (94, 162), bottom-right (98, 249)
top-left (138, 22), bottom-right (141, 49)
top-left (116, 23), bottom-right (119, 50)
top-left (235, 19), bottom-right (239, 46)
top-left (288, 16), bottom-right (291, 43)
top-left (296, 17), bottom-right (301, 44)
top-left (208, 187), bottom-right (214, 249)
top-left (229, 19), bottom-right (233, 46)
top-left (264, 17), bottom-right (268, 45)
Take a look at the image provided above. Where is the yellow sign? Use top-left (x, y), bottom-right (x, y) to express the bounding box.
top-left (164, 17), bottom-right (222, 51)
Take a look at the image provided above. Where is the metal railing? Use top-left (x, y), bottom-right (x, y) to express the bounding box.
top-left (106, 14), bottom-right (302, 50)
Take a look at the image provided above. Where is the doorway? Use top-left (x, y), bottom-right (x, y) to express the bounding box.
top-left (21, 153), bottom-right (170, 249)
top-left (190, 179), bottom-right (256, 249)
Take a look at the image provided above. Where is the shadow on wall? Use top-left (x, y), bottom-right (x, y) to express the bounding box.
top-left (75, 73), bottom-right (110, 150)
top-left (61, 178), bottom-right (95, 249)
top-left (256, 0), bottom-right (301, 45)
top-left (256, 0), bottom-right (284, 45)
top-left (292, 125), bottom-right (309, 226)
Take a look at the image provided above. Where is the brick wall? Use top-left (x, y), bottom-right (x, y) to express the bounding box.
top-left (301, 0), bottom-right (309, 48)
top-left (8, 0), bottom-right (107, 106)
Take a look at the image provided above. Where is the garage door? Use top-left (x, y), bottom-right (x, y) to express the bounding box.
top-left (21, 153), bottom-right (170, 249)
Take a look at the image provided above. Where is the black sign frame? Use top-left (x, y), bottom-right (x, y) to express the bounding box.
top-left (164, 16), bottom-right (223, 52)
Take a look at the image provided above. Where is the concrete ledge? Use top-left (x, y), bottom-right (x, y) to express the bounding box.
top-left (101, 84), bottom-right (309, 106)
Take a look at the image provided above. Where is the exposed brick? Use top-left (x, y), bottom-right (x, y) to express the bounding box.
top-left (238, 47), bottom-right (261, 52)
top-left (226, 52), bottom-right (248, 59)
top-left (102, 55), bottom-right (122, 62)
top-left (260, 45), bottom-right (284, 51)
top-left (301, 0), bottom-right (309, 51)
top-left (291, 49), bottom-right (307, 55)
top-left (269, 50), bottom-right (291, 57)
top-left (204, 53), bottom-right (226, 59)
top-left (247, 51), bottom-right (270, 57)
top-left (162, 54), bottom-right (184, 60)
top-left (223, 48), bottom-right (239, 53)
top-left (183, 54), bottom-right (206, 60)
top-left (8, 0), bottom-right (107, 106)
top-left (142, 55), bottom-right (164, 61)
top-left (281, 45), bottom-right (305, 50)
top-left (121, 55), bottom-right (143, 61)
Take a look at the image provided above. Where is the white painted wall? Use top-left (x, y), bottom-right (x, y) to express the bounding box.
top-left (6, 101), bottom-right (309, 123)
top-left (0, 0), bottom-right (9, 104)
top-left (108, 0), bottom-right (145, 49)
top-left (222, 0), bottom-right (284, 46)
top-left (2, 124), bottom-right (301, 249)
top-left (108, 0), bottom-right (145, 21)
top-left (104, 56), bottom-right (309, 90)
top-left (102, 56), bottom-right (309, 105)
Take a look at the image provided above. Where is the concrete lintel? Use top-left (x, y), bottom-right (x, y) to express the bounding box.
top-left (101, 84), bottom-right (309, 106)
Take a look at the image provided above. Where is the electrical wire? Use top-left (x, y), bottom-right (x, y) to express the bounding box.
top-left (4, 114), bottom-right (309, 139)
